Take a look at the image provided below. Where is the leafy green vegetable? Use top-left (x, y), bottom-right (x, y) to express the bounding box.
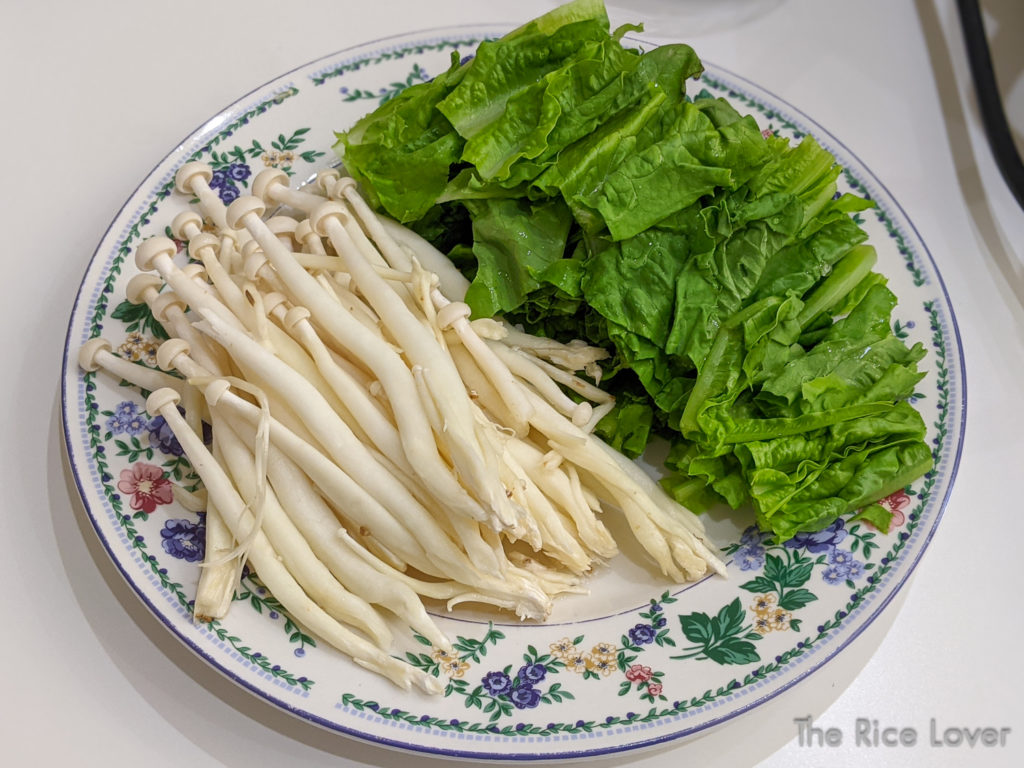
top-left (592, 390), bottom-right (655, 459)
top-left (336, 59), bottom-right (466, 222)
top-left (462, 197), bottom-right (574, 318)
top-left (334, 0), bottom-right (932, 543)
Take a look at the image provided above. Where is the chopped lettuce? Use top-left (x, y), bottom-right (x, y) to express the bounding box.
top-left (334, 0), bottom-right (932, 542)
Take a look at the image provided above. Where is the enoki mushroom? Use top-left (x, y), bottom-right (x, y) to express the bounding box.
top-left (79, 161), bottom-right (725, 692)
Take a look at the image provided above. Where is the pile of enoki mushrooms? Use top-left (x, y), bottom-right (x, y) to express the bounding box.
top-left (79, 161), bottom-right (725, 693)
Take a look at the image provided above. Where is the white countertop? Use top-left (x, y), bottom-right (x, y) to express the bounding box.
top-left (2, 1), bottom-right (1022, 765)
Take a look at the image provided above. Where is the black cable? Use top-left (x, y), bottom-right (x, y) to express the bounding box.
top-left (956, 0), bottom-right (1024, 210)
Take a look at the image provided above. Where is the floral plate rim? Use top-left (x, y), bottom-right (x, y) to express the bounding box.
top-left (60, 24), bottom-right (966, 762)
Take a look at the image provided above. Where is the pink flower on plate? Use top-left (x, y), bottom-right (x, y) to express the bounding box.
top-left (117, 463), bottom-right (174, 514)
top-left (625, 664), bottom-right (653, 683)
top-left (879, 490), bottom-right (911, 527)
top-left (864, 489), bottom-right (912, 531)
top-left (647, 682), bottom-right (663, 697)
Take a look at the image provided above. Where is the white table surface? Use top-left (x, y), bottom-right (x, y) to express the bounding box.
top-left (3, 1), bottom-right (1022, 765)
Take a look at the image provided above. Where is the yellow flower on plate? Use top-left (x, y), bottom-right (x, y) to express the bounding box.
top-left (585, 654), bottom-right (617, 677)
top-left (563, 652), bottom-right (588, 674)
top-left (440, 658), bottom-right (469, 678)
top-left (752, 613), bottom-right (773, 635)
top-left (140, 340), bottom-right (159, 367)
top-left (769, 608), bottom-right (792, 632)
top-left (750, 594), bottom-right (778, 615)
top-left (119, 332), bottom-right (147, 361)
top-left (590, 641), bottom-right (617, 660)
top-left (549, 637), bottom-right (577, 660)
top-left (431, 648), bottom-right (455, 663)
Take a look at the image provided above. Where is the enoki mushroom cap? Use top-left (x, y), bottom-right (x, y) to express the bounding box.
top-left (156, 338), bottom-right (191, 371)
top-left (571, 402), bottom-right (594, 427)
top-left (78, 337), bottom-right (113, 371)
top-left (435, 301), bottom-right (472, 331)
top-left (135, 236), bottom-right (178, 272)
top-left (145, 387), bottom-right (182, 417)
top-left (315, 168), bottom-right (341, 194)
top-left (225, 195), bottom-right (267, 229)
top-left (294, 219), bottom-right (317, 246)
top-left (175, 161), bottom-right (214, 195)
top-left (242, 246), bottom-right (270, 282)
top-left (252, 168), bottom-right (290, 203)
top-left (187, 231), bottom-right (221, 259)
top-left (149, 291), bottom-right (186, 323)
top-left (282, 305), bottom-right (312, 330)
top-left (330, 175), bottom-right (359, 198)
top-left (170, 210), bottom-right (204, 241)
top-left (200, 377), bottom-right (233, 407)
top-left (307, 200), bottom-right (351, 237)
top-left (260, 292), bottom-right (290, 317)
top-left (124, 273), bottom-right (163, 305)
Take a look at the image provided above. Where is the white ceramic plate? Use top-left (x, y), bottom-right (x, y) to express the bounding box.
top-left (61, 25), bottom-right (965, 762)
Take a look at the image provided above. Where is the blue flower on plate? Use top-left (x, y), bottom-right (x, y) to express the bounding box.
top-left (740, 525), bottom-right (769, 547)
top-left (735, 544), bottom-right (766, 571)
top-left (160, 518), bottom-right (205, 562)
top-left (827, 548), bottom-right (855, 569)
top-left (227, 162), bottom-right (251, 181)
top-left (629, 623), bottom-right (655, 645)
top-left (820, 545), bottom-right (866, 585)
top-left (123, 411), bottom-right (149, 437)
top-left (821, 564), bottom-right (848, 585)
top-left (481, 671), bottom-right (513, 697)
top-left (847, 560), bottom-right (864, 580)
top-left (148, 413), bottom-right (184, 456)
top-left (114, 400), bottom-right (140, 419)
top-left (218, 183), bottom-right (240, 204)
top-left (509, 683), bottom-right (542, 710)
top-left (107, 400), bottom-right (148, 436)
top-left (785, 519), bottom-right (847, 553)
top-left (517, 663), bottom-right (547, 685)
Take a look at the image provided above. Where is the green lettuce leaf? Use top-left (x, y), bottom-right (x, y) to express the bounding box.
top-left (462, 197), bottom-right (573, 317)
top-left (335, 0), bottom-right (933, 544)
top-left (333, 58), bottom-right (466, 222)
